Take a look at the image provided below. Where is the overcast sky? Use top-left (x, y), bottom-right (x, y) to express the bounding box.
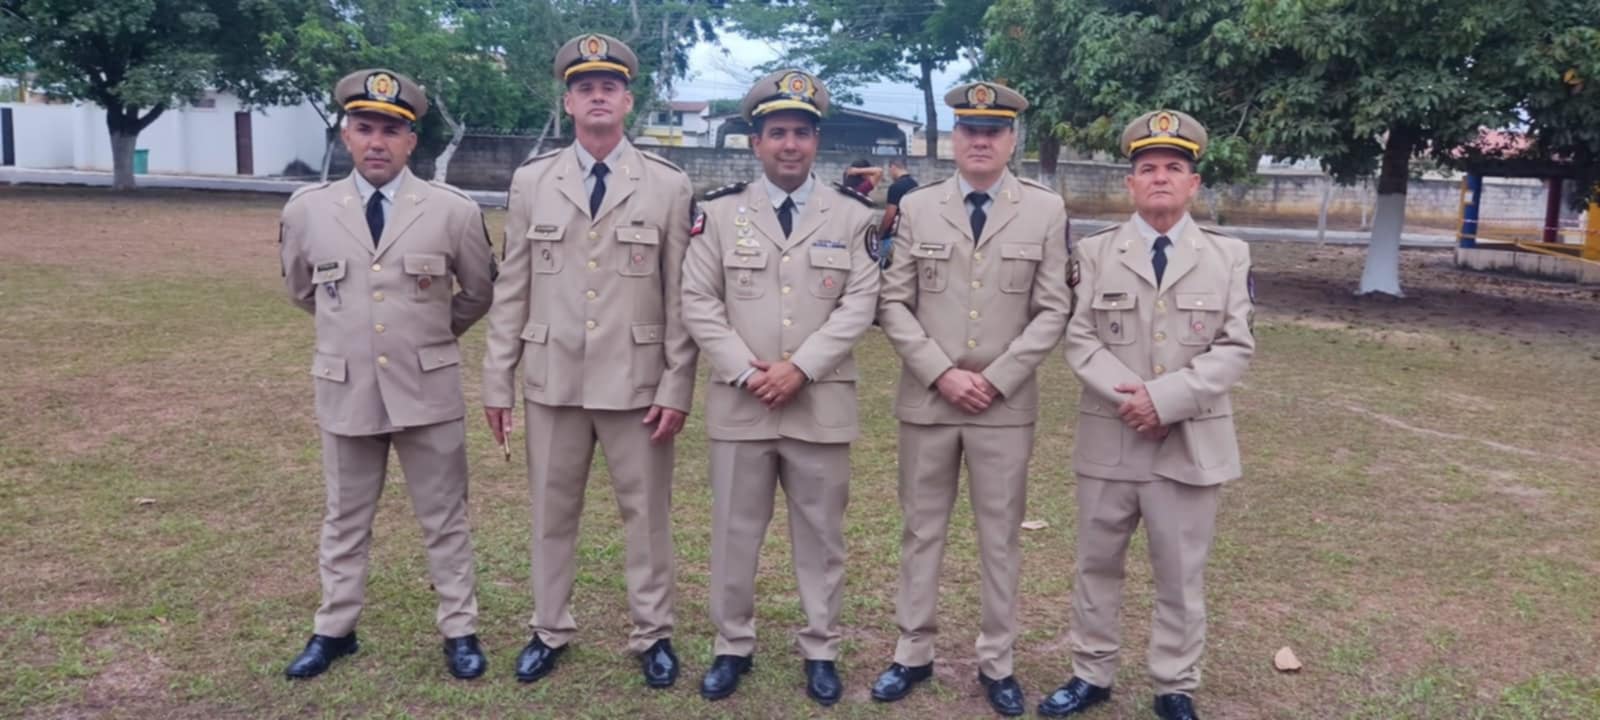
top-left (675, 31), bottom-right (971, 130)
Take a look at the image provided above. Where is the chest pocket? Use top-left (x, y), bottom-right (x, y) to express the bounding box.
top-left (723, 249), bottom-right (769, 300)
top-left (618, 226), bottom-right (660, 277)
top-left (527, 223), bottom-right (563, 274)
top-left (999, 242), bottom-right (1042, 293)
top-left (1091, 293), bottom-right (1138, 346)
top-left (913, 242), bottom-right (952, 293)
top-left (808, 246), bottom-right (850, 299)
top-left (311, 259), bottom-right (346, 311)
top-left (1176, 292), bottom-right (1222, 345)
top-left (403, 253), bottom-right (449, 301)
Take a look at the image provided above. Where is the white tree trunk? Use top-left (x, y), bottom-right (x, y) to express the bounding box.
top-left (433, 97), bottom-right (465, 185)
top-left (1358, 192), bottom-right (1406, 296)
top-left (1316, 180), bottom-right (1333, 245)
top-left (320, 132), bottom-right (336, 182)
top-left (110, 130), bottom-right (138, 190)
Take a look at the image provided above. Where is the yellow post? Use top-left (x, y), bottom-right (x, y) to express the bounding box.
top-left (1587, 199), bottom-right (1600, 261)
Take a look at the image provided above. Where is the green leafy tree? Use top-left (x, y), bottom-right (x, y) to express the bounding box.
top-left (986, 0), bottom-right (1268, 192)
top-left (733, 0), bottom-right (992, 159)
top-left (1, 0), bottom-right (287, 189)
top-left (1245, 0), bottom-right (1541, 296)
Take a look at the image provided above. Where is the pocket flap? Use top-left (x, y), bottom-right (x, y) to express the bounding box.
top-left (808, 246), bottom-right (850, 269)
top-left (403, 253), bottom-right (447, 276)
top-left (1091, 293), bottom-right (1138, 311)
top-left (520, 323), bottom-right (549, 344)
top-left (418, 342), bottom-right (461, 371)
top-left (311, 352), bottom-right (347, 382)
top-left (617, 226), bottom-right (661, 245)
top-left (311, 259), bottom-right (346, 283)
top-left (723, 250), bottom-right (769, 269)
top-left (1176, 292), bottom-right (1221, 311)
top-left (631, 323), bottom-right (666, 344)
top-left (912, 242), bottom-right (953, 260)
top-left (526, 223), bottom-right (564, 241)
top-left (1000, 242), bottom-right (1042, 261)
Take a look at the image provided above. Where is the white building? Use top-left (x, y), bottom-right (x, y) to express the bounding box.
top-left (636, 100), bottom-right (712, 147)
top-left (0, 87), bottom-right (328, 177)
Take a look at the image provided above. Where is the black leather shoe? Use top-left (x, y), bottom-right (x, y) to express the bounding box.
top-left (514, 636), bottom-right (566, 683)
top-left (1154, 693), bottom-right (1200, 720)
top-left (871, 662), bottom-right (933, 702)
top-left (978, 672), bottom-right (1025, 717)
top-left (700, 654), bottom-right (752, 700)
top-left (805, 659), bottom-right (842, 706)
top-left (640, 638), bottom-right (679, 688)
top-left (443, 634), bottom-right (486, 679)
top-left (284, 633), bottom-right (358, 679)
top-left (1039, 677), bottom-right (1112, 717)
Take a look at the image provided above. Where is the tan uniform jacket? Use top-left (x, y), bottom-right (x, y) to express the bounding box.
top-left (280, 169), bottom-right (496, 436)
top-left (681, 180), bottom-right (880, 444)
top-left (1064, 218), bottom-right (1255, 485)
top-left (877, 171), bottom-right (1072, 426)
top-left (482, 141), bottom-right (698, 412)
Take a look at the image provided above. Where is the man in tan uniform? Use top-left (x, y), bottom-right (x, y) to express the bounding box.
top-left (680, 69), bottom-right (880, 707)
top-left (1039, 111), bottom-right (1255, 720)
top-left (481, 33), bottom-right (697, 688)
top-left (873, 82), bottom-right (1072, 717)
top-left (279, 69), bottom-right (495, 681)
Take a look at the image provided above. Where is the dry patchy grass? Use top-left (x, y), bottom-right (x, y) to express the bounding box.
top-left (2, 186), bottom-right (1598, 719)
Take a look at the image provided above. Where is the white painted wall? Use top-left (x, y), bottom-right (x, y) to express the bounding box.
top-left (3, 93), bottom-right (326, 176)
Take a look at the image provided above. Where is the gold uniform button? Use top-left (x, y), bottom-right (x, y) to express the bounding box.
top-left (781, 351), bottom-right (793, 360)
top-left (377, 355), bottom-right (389, 367)
top-left (587, 260), bottom-right (598, 270)
top-left (1195, 300), bottom-right (1204, 307)
top-left (372, 291), bottom-right (384, 301)
top-left (1154, 364), bottom-right (1166, 374)
top-left (585, 320), bottom-right (597, 330)
top-left (969, 310), bottom-right (979, 319)
top-left (371, 263), bottom-right (382, 272)
top-left (782, 286), bottom-right (792, 294)
top-left (967, 339), bottom-right (978, 348)
top-left (588, 231), bottom-right (598, 240)
top-left (633, 233), bottom-right (642, 240)
top-left (971, 280), bottom-right (982, 289)
top-left (783, 318), bottom-right (793, 327)
top-left (374, 323), bottom-right (385, 333)
top-left (973, 252), bottom-right (984, 261)
top-left (782, 254), bottom-right (791, 263)
top-left (585, 290), bottom-right (597, 300)
top-left (1154, 331), bottom-right (1166, 342)
top-left (1156, 299), bottom-right (1167, 311)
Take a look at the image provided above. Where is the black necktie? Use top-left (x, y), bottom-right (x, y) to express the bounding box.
top-left (589, 161), bottom-right (609, 217)
top-left (778, 196), bottom-right (796, 238)
top-left (966, 191), bottom-right (989, 240)
top-left (1153, 234), bottom-right (1172, 286)
top-left (365, 192), bottom-right (384, 247)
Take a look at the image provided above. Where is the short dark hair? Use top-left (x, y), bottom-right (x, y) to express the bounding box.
top-left (888, 158), bottom-right (907, 170)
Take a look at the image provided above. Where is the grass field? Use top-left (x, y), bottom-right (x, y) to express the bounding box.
top-left (2, 185), bottom-right (1598, 719)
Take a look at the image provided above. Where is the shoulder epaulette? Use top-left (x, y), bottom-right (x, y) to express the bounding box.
top-left (518, 148), bottom-right (561, 168)
top-left (639, 150), bottom-right (686, 174)
top-left (831, 181), bottom-right (876, 208)
top-left (701, 182), bottom-right (747, 202)
top-left (427, 179), bottom-right (478, 205)
top-left (1017, 177), bottom-right (1058, 193)
top-left (1082, 223), bottom-right (1120, 239)
top-left (1199, 225), bottom-right (1236, 237)
top-left (287, 180), bottom-right (331, 205)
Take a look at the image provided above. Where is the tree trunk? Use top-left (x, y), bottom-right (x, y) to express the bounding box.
top-left (1358, 127), bottom-right (1415, 296)
top-left (528, 110), bottom-right (556, 160)
top-left (1038, 131), bottom-right (1060, 192)
top-left (105, 104), bottom-right (165, 190)
top-left (110, 129), bottom-right (139, 191)
top-left (1316, 179), bottom-right (1333, 246)
top-left (433, 96), bottom-right (465, 185)
top-left (918, 58), bottom-right (937, 159)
